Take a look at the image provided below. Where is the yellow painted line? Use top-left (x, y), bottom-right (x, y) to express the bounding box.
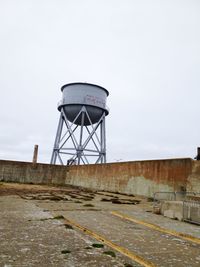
top-left (64, 217), bottom-right (157, 267)
top-left (111, 211), bottom-right (200, 245)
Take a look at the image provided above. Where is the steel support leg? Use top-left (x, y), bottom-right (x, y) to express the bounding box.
top-left (50, 113), bottom-right (64, 164)
top-left (50, 106), bottom-right (107, 165)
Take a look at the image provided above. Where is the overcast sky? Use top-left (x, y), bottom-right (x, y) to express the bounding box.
top-left (0, 0), bottom-right (199, 164)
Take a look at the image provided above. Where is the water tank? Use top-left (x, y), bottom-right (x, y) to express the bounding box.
top-left (58, 83), bottom-right (109, 125)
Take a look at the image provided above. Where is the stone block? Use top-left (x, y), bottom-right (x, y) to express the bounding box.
top-left (161, 201), bottom-right (183, 221)
top-left (163, 209), bottom-right (174, 219)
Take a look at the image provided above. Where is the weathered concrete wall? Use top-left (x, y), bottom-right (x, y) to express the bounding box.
top-left (1, 158), bottom-right (198, 197)
top-left (66, 159), bottom-right (193, 196)
top-left (187, 161), bottom-right (200, 192)
top-left (0, 160), bottom-right (67, 185)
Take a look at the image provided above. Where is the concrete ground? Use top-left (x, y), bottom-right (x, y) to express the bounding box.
top-left (0, 182), bottom-right (200, 267)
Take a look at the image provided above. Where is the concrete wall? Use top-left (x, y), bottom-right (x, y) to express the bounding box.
top-left (0, 160), bottom-right (67, 185)
top-left (66, 159), bottom-right (192, 196)
top-left (186, 161), bottom-right (200, 192)
top-left (0, 158), bottom-right (199, 197)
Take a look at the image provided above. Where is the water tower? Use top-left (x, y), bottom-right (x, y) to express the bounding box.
top-left (50, 82), bottom-right (109, 165)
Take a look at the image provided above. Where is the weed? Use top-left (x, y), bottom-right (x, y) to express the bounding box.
top-left (53, 215), bottom-right (65, 220)
top-left (92, 243), bottom-right (104, 248)
top-left (61, 249), bottom-right (71, 254)
top-left (103, 250), bottom-right (116, 257)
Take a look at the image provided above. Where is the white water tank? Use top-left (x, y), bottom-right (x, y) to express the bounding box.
top-left (58, 82), bottom-right (109, 125)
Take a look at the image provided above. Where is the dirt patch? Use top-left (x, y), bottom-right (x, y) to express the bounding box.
top-left (0, 183), bottom-right (142, 207)
top-left (0, 182), bottom-right (95, 196)
top-left (0, 183), bottom-right (97, 205)
top-left (101, 197), bottom-right (141, 205)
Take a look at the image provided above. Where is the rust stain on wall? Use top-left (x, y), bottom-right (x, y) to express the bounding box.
top-left (187, 161), bottom-right (200, 192)
top-left (0, 158), bottom-right (198, 197)
top-left (67, 158), bottom-right (194, 195)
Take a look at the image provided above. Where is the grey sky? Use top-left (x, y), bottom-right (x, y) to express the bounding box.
top-left (0, 0), bottom-right (199, 163)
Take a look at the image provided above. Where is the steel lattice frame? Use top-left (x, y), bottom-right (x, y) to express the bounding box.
top-left (50, 106), bottom-right (106, 165)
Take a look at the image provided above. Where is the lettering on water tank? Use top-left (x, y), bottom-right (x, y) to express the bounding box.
top-left (85, 95), bottom-right (105, 108)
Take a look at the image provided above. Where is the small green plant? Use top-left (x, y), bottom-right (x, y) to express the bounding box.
top-left (61, 249), bottom-right (71, 254)
top-left (103, 250), bottom-right (116, 257)
top-left (92, 243), bottom-right (104, 248)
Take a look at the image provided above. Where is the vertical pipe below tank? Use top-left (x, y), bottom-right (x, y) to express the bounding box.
top-left (78, 110), bottom-right (85, 164)
top-left (101, 114), bottom-right (106, 163)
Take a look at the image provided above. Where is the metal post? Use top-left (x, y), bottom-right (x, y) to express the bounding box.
top-left (100, 119), bottom-right (104, 163)
top-left (196, 147), bottom-right (200, 160)
top-left (101, 113), bottom-right (106, 163)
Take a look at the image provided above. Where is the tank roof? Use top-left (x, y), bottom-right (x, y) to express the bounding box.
top-left (61, 82), bottom-right (109, 96)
